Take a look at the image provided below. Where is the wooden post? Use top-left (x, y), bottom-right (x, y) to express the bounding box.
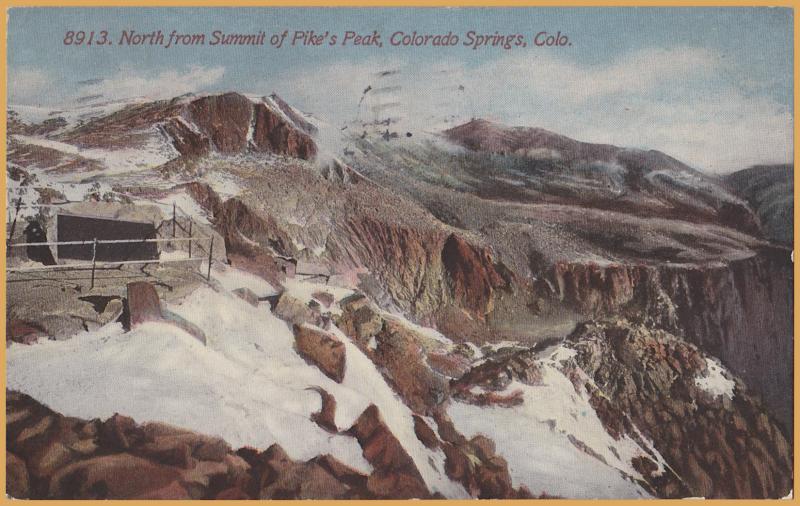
top-left (188, 221), bottom-right (193, 258)
top-left (90, 238), bottom-right (98, 289)
top-left (7, 198), bottom-right (22, 246)
top-left (206, 236), bottom-right (214, 281)
top-left (172, 202), bottom-right (177, 238)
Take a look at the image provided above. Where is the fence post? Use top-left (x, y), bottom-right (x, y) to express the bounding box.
top-left (188, 221), bottom-right (193, 258)
top-left (90, 237), bottom-right (98, 289)
top-left (206, 236), bottom-right (214, 281)
top-left (7, 198), bottom-right (22, 247)
top-left (172, 202), bottom-right (177, 239)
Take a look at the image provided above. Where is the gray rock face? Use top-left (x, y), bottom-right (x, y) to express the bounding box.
top-left (273, 293), bottom-right (323, 327)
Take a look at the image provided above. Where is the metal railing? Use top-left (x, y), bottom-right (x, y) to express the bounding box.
top-left (6, 199), bottom-right (216, 288)
top-left (7, 235), bottom-right (215, 288)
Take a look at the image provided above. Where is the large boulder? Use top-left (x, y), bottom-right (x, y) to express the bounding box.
top-left (241, 444), bottom-right (367, 499)
top-left (336, 294), bottom-right (383, 343)
top-left (127, 282), bottom-right (163, 327)
top-left (274, 293), bottom-right (322, 327)
top-left (293, 325), bottom-right (346, 383)
top-left (371, 319), bottom-right (449, 414)
top-left (47, 454), bottom-right (184, 499)
top-left (346, 405), bottom-right (430, 499)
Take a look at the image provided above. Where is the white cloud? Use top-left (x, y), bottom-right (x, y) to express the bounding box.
top-left (267, 47), bottom-right (791, 173)
top-left (76, 65), bottom-right (226, 103)
top-left (8, 67), bottom-right (49, 104)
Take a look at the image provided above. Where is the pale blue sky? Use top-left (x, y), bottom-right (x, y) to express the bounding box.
top-left (7, 7), bottom-right (794, 172)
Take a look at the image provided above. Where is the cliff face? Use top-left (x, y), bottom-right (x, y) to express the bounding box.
top-left (167, 93), bottom-right (317, 159)
top-left (55, 92), bottom-right (316, 161)
top-left (567, 320), bottom-right (792, 499)
top-left (545, 248), bottom-right (792, 429)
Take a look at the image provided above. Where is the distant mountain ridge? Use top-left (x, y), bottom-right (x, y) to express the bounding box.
top-left (724, 164), bottom-right (793, 245)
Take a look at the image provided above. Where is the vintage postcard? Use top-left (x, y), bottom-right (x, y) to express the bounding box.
top-left (3, 6), bottom-right (794, 500)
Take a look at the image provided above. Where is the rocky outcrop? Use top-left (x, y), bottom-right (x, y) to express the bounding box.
top-left (239, 444), bottom-right (368, 499)
top-left (9, 391), bottom-right (451, 500)
top-left (251, 100), bottom-right (316, 159)
top-left (268, 93), bottom-right (318, 135)
top-left (59, 92), bottom-right (316, 161)
top-left (175, 93), bottom-right (315, 159)
top-left (274, 293), bottom-right (324, 328)
top-left (566, 320), bottom-right (792, 499)
top-left (430, 410), bottom-right (533, 499)
top-left (335, 295), bottom-right (448, 415)
top-left (346, 404), bottom-right (430, 499)
top-left (449, 347), bottom-right (540, 407)
top-left (441, 233), bottom-right (511, 319)
top-left (543, 247), bottom-right (793, 429)
top-left (6, 391), bottom-right (249, 499)
top-left (293, 325), bottom-right (346, 383)
top-left (335, 217), bottom-right (511, 327)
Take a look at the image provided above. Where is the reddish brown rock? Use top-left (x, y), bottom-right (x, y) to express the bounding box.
top-left (161, 117), bottom-right (211, 158)
top-left (48, 454), bottom-right (184, 499)
top-left (126, 282), bottom-right (163, 327)
top-left (441, 233), bottom-right (509, 319)
top-left (412, 415), bottom-right (439, 449)
top-left (426, 352), bottom-right (471, 379)
top-left (186, 92), bottom-right (252, 154)
top-left (345, 316), bottom-right (448, 415)
top-left (100, 413), bottom-right (140, 451)
top-left (217, 198), bottom-right (295, 258)
top-left (251, 102), bottom-right (316, 160)
top-left (308, 387), bottom-right (338, 433)
top-left (250, 444), bottom-right (356, 499)
top-left (7, 451), bottom-right (30, 498)
top-left (5, 391), bottom-right (251, 500)
top-left (347, 405), bottom-right (430, 499)
top-left (180, 181), bottom-right (224, 218)
top-left (7, 319), bottom-right (47, 346)
top-left (293, 324), bottom-right (346, 383)
top-left (310, 454), bottom-right (369, 491)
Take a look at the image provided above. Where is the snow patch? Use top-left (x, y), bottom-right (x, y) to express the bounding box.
top-left (448, 346), bottom-right (654, 499)
top-left (694, 357), bottom-right (736, 400)
top-left (200, 171), bottom-right (243, 199)
top-left (14, 129), bottom-right (179, 176)
top-left (152, 190), bottom-right (212, 225)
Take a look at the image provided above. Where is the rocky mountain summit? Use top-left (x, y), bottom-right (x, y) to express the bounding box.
top-left (6, 92), bottom-right (793, 499)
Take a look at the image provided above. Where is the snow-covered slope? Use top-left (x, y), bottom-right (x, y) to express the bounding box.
top-left (6, 273), bottom-right (466, 497)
